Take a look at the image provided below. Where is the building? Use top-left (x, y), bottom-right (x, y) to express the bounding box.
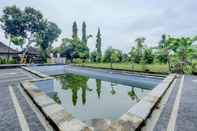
top-left (0, 41), bottom-right (42, 63)
top-left (0, 41), bottom-right (19, 60)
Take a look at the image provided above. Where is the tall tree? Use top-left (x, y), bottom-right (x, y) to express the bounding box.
top-left (72, 21), bottom-right (78, 39)
top-left (0, 6), bottom-right (61, 63)
top-left (134, 37), bottom-right (145, 63)
top-left (143, 48), bottom-right (154, 64)
top-left (96, 28), bottom-right (102, 62)
top-left (82, 21), bottom-right (87, 44)
top-left (159, 34), bottom-right (166, 48)
top-left (36, 21), bottom-right (61, 61)
top-left (22, 7), bottom-right (45, 50)
top-left (0, 5), bottom-right (25, 60)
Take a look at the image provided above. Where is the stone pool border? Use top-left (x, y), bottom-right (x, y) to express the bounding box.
top-left (21, 66), bottom-right (176, 131)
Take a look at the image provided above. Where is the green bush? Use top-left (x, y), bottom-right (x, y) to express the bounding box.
top-left (9, 59), bottom-right (17, 64)
top-left (0, 58), bottom-right (17, 64)
top-left (73, 58), bottom-right (83, 64)
top-left (0, 58), bottom-right (6, 64)
top-left (192, 62), bottom-right (197, 75)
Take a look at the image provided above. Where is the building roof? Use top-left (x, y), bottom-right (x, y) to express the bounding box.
top-left (21, 46), bottom-right (40, 55)
top-left (0, 41), bottom-right (19, 54)
top-left (27, 46), bottom-right (40, 55)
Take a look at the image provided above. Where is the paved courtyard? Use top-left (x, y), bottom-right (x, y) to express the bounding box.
top-left (0, 65), bottom-right (196, 131)
top-left (0, 68), bottom-right (52, 131)
top-left (143, 75), bottom-right (197, 131)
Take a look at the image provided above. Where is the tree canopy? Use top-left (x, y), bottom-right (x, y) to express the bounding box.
top-left (0, 5), bottom-right (61, 61)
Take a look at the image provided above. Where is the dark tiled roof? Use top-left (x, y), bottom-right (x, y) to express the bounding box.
top-left (21, 46), bottom-right (40, 55)
top-left (0, 41), bottom-right (18, 54)
top-left (27, 46), bottom-right (39, 55)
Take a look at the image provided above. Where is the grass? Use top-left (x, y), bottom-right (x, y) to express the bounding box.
top-left (75, 63), bottom-right (169, 74)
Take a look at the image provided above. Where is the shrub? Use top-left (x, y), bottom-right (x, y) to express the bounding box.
top-left (192, 62), bottom-right (197, 75)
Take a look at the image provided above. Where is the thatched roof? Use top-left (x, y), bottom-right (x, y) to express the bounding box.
top-left (0, 41), bottom-right (18, 54)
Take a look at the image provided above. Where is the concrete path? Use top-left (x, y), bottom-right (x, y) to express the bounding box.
top-left (144, 75), bottom-right (197, 131)
top-left (0, 68), bottom-right (51, 131)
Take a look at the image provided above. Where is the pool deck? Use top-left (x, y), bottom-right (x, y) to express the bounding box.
top-left (142, 75), bottom-right (197, 131)
top-left (0, 68), bottom-right (53, 131)
top-left (0, 65), bottom-right (196, 131)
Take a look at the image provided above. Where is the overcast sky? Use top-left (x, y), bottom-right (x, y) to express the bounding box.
top-left (0, 0), bottom-right (197, 52)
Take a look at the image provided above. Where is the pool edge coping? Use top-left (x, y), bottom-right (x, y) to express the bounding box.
top-left (21, 66), bottom-right (176, 131)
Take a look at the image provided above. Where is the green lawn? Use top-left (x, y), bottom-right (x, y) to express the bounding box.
top-left (75, 63), bottom-right (169, 74)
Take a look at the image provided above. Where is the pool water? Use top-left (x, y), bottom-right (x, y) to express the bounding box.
top-left (35, 73), bottom-right (151, 121)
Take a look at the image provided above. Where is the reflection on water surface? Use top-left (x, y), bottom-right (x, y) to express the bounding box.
top-left (50, 73), bottom-right (150, 120)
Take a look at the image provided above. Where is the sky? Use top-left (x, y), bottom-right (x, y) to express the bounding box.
top-left (0, 0), bottom-right (197, 53)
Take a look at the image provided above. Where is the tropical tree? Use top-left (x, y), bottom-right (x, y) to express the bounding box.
top-left (96, 28), bottom-right (102, 62)
top-left (60, 38), bottom-right (80, 62)
top-left (82, 21), bottom-right (87, 44)
top-left (129, 47), bottom-right (136, 70)
top-left (121, 53), bottom-right (129, 62)
top-left (157, 35), bottom-right (172, 71)
top-left (36, 21), bottom-right (61, 61)
top-left (158, 34), bottom-right (167, 48)
top-left (0, 6), bottom-right (60, 62)
top-left (143, 48), bottom-right (154, 64)
top-left (134, 37), bottom-right (145, 63)
top-left (90, 51), bottom-right (97, 62)
top-left (0, 5), bottom-right (25, 60)
top-left (169, 37), bottom-right (197, 73)
top-left (21, 7), bottom-right (46, 58)
top-left (11, 36), bottom-right (25, 49)
top-left (81, 21), bottom-right (92, 44)
top-left (60, 21), bottom-right (92, 62)
top-left (103, 47), bottom-right (122, 63)
top-left (72, 21), bottom-right (78, 39)
top-left (61, 38), bottom-right (89, 62)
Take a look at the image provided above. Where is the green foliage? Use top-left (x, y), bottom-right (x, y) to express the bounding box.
top-left (60, 38), bottom-right (89, 61)
top-left (82, 21), bottom-right (87, 44)
top-left (0, 5), bottom-right (61, 62)
top-left (0, 5), bottom-right (25, 38)
top-left (36, 21), bottom-right (61, 61)
top-left (96, 28), bottom-right (102, 62)
top-left (155, 49), bottom-right (168, 63)
top-left (121, 53), bottom-right (129, 62)
top-left (0, 58), bottom-right (16, 64)
top-left (11, 36), bottom-right (25, 49)
top-left (165, 36), bottom-right (197, 73)
top-left (158, 34), bottom-right (167, 48)
top-left (57, 74), bottom-right (89, 106)
top-left (90, 51), bottom-right (97, 62)
top-left (129, 37), bottom-right (145, 64)
top-left (143, 48), bottom-right (154, 64)
top-left (72, 21), bottom-right (78, 39)
top-left (192, 61), bottom-right (197, 74)
top-left (59, 21), bottom-right (93, 62)
top-left (103, 47), bottom-right (122, 63)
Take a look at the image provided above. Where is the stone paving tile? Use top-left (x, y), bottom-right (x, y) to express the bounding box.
top-left (153, 77), bottom-right (181, 131)
top-left (0, 117), bottom-right (22, 131)
top-left (13, 85), bottom-right (46, 131)
top-left (175, 75), bottom-right (197, 131)
top-left (0, 68), bottom-right (47, 131)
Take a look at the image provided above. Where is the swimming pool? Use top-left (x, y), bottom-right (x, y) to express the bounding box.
top-left (33, 73), bottom-right (156, 121)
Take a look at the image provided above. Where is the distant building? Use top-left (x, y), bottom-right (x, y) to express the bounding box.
top-left (21, 46), bottom-right (42, 63)
top-left (0, 41), bottom-right (42, 63)
top-left (0, 41), bottom-right (19, 60)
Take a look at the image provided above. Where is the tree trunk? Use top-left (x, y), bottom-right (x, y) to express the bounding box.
top-left (7, 39), bottom-right (11, 62)
top-left (167, 55), bottom-right (171, 72)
